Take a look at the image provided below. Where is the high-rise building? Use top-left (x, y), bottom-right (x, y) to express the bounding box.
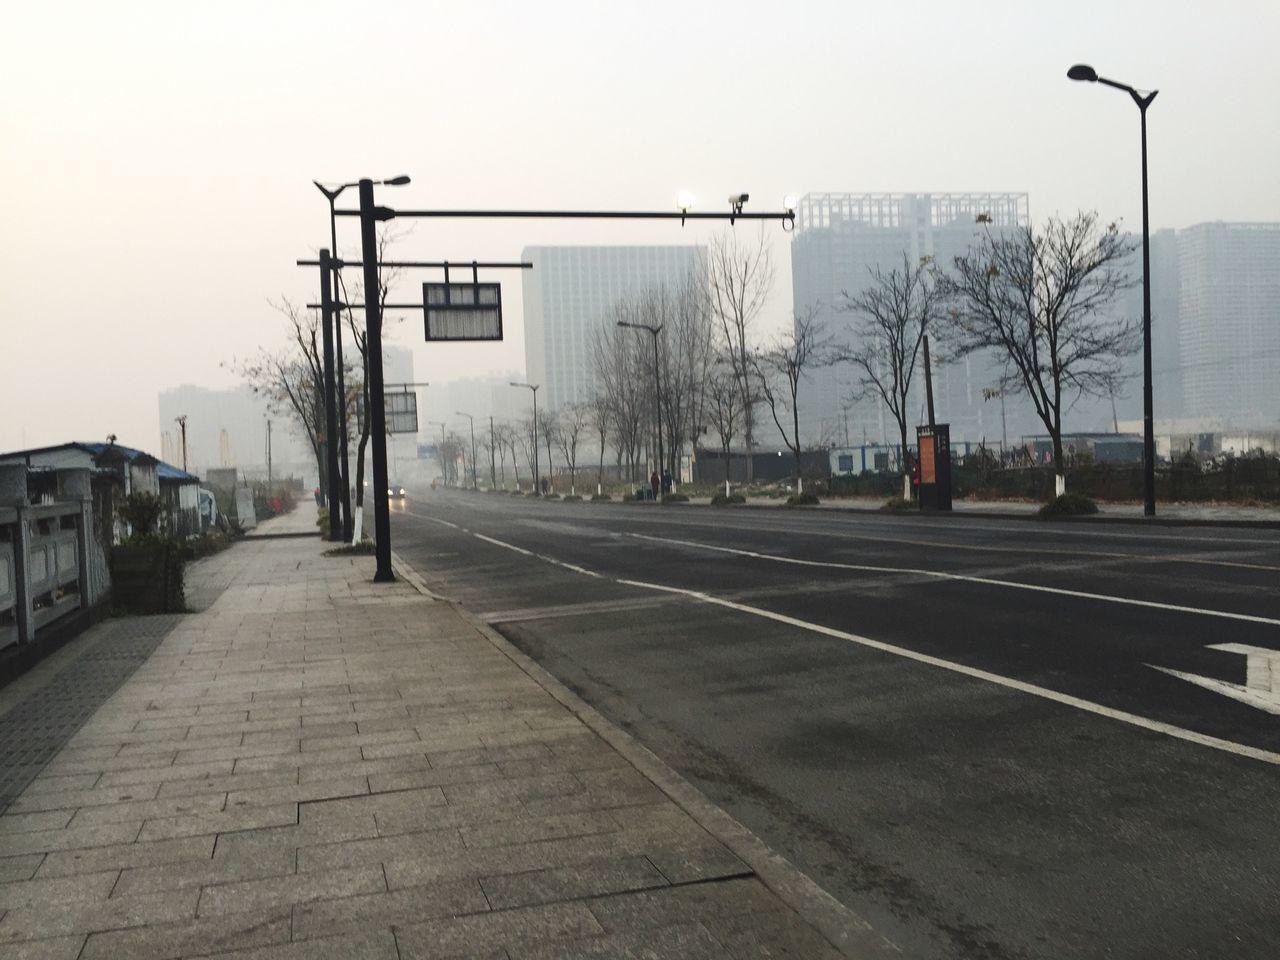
top-left (790, 193), bottom-right (1032, 447)
top-left (1176, 223), bottom-right (1280, 426)
top-left (521, 245), bottom-right (704, 412)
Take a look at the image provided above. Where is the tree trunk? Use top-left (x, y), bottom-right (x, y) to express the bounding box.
top-left (792, 401), bottom-right (802, 493)
top-left (900, 421), bottom-right (911, 501)
top-left (1052, 431), bottom-right (1066, 496)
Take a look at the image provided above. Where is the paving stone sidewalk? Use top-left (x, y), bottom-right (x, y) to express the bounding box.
top-left (0, 514), bottom-right (852, 959)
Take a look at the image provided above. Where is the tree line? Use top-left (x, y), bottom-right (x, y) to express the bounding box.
top-left (242, 210), bottom-right (1139, 506)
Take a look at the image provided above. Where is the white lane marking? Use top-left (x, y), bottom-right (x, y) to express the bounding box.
top-left (473, 532), bottom-right (601, 577)
top-left (616, 578), bottom-right (1280, 767)
top-left (416, 514), bottom-right (463, 531)
top-left (625, 532), bottom-right (1280, 628)
top-left (474, 532), bottom-right (533, 556)
top-left (403, 505), bottom-right (1279, 763)
top-left (1150, 644), bottom-right (1280, 714)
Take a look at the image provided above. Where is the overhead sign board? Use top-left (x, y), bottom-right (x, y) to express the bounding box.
top-left (423, 282), bottom-right (503, 341)
top-left (385, 392), bottom-right (418, 434)
top-left (357, 391), bottom-right (419, 435)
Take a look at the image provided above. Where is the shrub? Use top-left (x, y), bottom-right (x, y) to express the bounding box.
top-left (711, 493), bottom-right (746, 505)
top-left (324, 539), bottom-right (375, 556)
top-left (786, 492), bottom-right (820, 506)
top-left (881, 497), bottom-right (915, 512)
top-left (591, 493), bottom-right (612, 501)
top-left (662, 493), bottom-right (690, 503)
top-left (118, 491), bottom-right (167, 539)
top-left (562, 494), bottom-right (582, 502)
top-left (1038, 492), bottom-right (1099, 518)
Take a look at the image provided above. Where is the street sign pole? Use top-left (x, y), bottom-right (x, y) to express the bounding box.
top-left (358, 181), bottom-right (395, 582)
top-left (319, 250), bottom-right (341, 541)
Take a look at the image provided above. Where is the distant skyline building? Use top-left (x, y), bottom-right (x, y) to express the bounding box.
top-left (521, 245), bottom-right (704, 412)
top-left (791, 192), bottom-right (1032, 447)
top-left (157, 384), bottom-right (311, 480)
top-left (1176, 222), bottom-right (1280, 426)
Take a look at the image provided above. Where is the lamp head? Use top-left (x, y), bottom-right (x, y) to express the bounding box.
top-left (384, 175), bottom-right (412, 186)
top-left (1067, 64), bottom-right (1098, 82)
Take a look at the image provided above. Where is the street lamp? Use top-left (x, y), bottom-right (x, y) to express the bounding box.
top-left (313, 175), bottom-right (411, 541)
top-left (456, 412), bottom-right (478, 490)
top-left (1068, 63), bottom-right (1158, 517)
top-left (509, 382), bottom-right (539, 494)
top-left (617, 321), bottom-right (664, 501)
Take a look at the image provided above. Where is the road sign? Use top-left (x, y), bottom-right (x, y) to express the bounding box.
top-left (423, 282), bottom-right (503, 341)
top-left (385, 391), bottom-right (418, 434)
top-left (357, 391), bottom-right (419, 434)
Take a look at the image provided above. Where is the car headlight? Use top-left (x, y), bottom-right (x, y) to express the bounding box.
top-left (399, 488), bottom-right (405, 495)
top-left (387, 488), bottom-right (393, 496)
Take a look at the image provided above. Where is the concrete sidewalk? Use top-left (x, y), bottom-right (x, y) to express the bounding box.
top-left (0, 514), bottom-right (869, 958)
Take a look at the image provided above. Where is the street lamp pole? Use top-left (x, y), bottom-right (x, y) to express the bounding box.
top-left (357, 179), bottom-right (394, 581)
top-left (510, 383), bottom-right (539, 494)
top-left (314, 175), bottom-right (410, 542)
top-left (1068, 64), bottom-right (1158, 517)
top-left (457, 412), bottom-right (477, 490)
top-left (617, 322), bottom-right (664, 501)
top-left (318, 250), bottom-right (341, 540)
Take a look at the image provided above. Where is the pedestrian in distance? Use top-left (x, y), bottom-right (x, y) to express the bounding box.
top-left (650, 470), bottom-right (660, 500)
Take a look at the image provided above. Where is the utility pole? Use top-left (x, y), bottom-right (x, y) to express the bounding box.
top-left (174, 415), bottom-right (188, 472)
top-left (265, 419), bottom-right (273, 488)
top-left (457, 412), bottom-right (477, 490)
top-left (489, 416), bottom-right (497, 490)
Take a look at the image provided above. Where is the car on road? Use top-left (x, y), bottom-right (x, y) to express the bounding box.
top-left (388, 481), bottom-right (407, 499)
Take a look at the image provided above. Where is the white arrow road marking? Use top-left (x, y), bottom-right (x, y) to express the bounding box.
top-left (1151, 644), bottom-right (1280, 714)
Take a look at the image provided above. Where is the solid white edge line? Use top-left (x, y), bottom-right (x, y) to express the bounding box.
top-left (616, 578), bottom-right (1280, 767)
top-left (626, 532), bottom-right (1280, 627)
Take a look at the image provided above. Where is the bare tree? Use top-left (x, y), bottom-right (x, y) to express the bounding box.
top-left (659, 273), bottom-right (716, 481)
top-left (591, 319), bottom-right (645, 481)
top-left (493, 422), bottom-right (511, 489)
top-left (752, 312), bottom-right (833, 493)
top-left (556, 404), bottom-right (589, 496)
top-left (516, 415), bottom-right (537, 490)
top-left (537, 408), bottom-right (558, 493)
top-left (498, 423), bottom-right (522, 491)
top-left (587, 391), bottom-right (611, 496)
top-left (945, 212), bottom-right (1138, 494)
top-left (231, 298), bottom-right (328, 488)
top-left (839, 252), bottom-right (945, 499)
top-left (339, 226), bottom-right (407, 526)
top-left (708, 229), bottom-right (774, 481)
top-left (703, 362), bottom-right (743, 498)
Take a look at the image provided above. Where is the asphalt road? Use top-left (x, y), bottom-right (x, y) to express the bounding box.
top-left (388, 489), bottom-right (1280, 960)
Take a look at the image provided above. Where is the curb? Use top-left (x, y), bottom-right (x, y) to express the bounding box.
top-left (390, 551), bottom-right (899, 958)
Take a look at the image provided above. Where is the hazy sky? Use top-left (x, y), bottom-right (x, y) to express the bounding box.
top-left (3, 0), bottom-right (1277, 455)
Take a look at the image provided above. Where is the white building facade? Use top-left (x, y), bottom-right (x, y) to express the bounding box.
top-left (521, 245), bottom-right (704, 413)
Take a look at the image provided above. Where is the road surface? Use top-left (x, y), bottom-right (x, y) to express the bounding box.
top-left (389, 489), bottom-right (1280, 960)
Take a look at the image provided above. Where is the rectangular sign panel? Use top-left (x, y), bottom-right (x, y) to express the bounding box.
top-left (423, 282), bottom-right (503, 341)
top-left (385, 392), bottom-right (418, 434)
top-left (356, 392), bottom-right (419, 434)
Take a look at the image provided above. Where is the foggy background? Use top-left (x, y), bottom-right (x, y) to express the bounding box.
top-left (3, 0), bottom-right (1277, 456)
